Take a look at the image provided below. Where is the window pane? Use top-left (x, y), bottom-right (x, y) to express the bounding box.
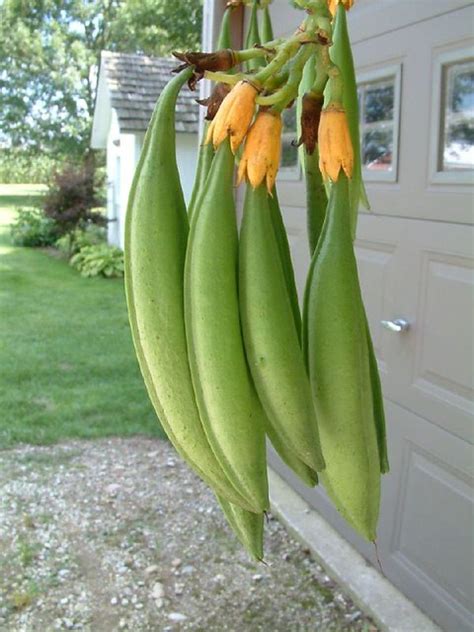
top-left (282, 106), bottom-right (296, 133)
top-left (281, 138), bottom-right (298, 168)
top-left (362, 125), bottom-right (393, 171)
top-left (442, 60), bottom-right (474, 171)
top-left (364, 81), bottom-right (394, 123)
top-left (280, 108), bottom-right (298, 168)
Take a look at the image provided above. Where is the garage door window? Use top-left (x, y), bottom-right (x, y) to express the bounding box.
top-left (430, 48), bottom-right (474, 184)
top-left (357, 65), bottom-right (402, 183)
top-left (440, 59), bottom-right (474, 173)
top-left (279, 106), bottom-right (300, 180)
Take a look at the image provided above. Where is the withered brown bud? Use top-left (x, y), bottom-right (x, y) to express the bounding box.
top-left (173, 49), bottom-right (236, 73)
top-left (172, 50), bottom-right (237, 90)
top-left (196, 83), bottom-right (232, 120)
top-left (299, 92), bottom-right (324, 155)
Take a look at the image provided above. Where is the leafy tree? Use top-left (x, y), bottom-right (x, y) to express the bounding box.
top-left (0, 0), bottom-right (202, 171)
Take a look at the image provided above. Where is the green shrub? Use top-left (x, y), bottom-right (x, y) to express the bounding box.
top-left (55, 224), bottom-right (107, 256)
top-left (70, 244), bottom-right (124, 278)
top-left (10, 208), bottom-right (59, 247)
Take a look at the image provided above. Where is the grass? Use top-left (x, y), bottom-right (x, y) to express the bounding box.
top-left (0, 185), bottom-right (164, 448)
top-left (0, 184), bottom-right (47, 210)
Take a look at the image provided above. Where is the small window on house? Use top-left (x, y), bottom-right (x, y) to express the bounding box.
top-left (440, 59), bottom-right (474, 172)
top-left (358, 66), bottom-right (401, 182)
top-left (279, 107), bottom-right (300, 179)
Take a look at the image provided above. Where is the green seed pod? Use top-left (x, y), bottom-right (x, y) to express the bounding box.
top-left (217, 495), bottom-right (264, 561)
top-left (245, 0), bottom-right (265, 71)
top-left (330, 4), bottom-right (370, 239)
top-left (185, 139), bottom-right (269, 513)
top-left (188, 122), bottom-right (215, 222)
top-left (217, 6), bottom-right (234, 50)
top-left (259, 5), bottom-right (274, 44)
top-left (363, 312), bottom-right (390, 474)
top-left (268, 187), bottom-right (301, 342)
top-left (125, 68), bottom-right (254, 512)
top-left (303, 174), bottom-right (383, 541)
top-left (304, 148), bottom-right (328, 256)
top-left (240, 184), bottom-right (325, 473)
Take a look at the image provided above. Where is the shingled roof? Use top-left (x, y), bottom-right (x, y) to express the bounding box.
top-left (99, 51), bottom-right (199, 134)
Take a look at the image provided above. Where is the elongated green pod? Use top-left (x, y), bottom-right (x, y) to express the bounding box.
top-left (188, 123), bottom-right (215, 222)
top-left (125, 69), bottom-right (253, 513)
top-left (185, 139), bottom-right (269, 513)
top-left (240, 184), bottom-right (325, 472)
top-left (265, 189), bottom-right (317, 486)
top-left (245, 0), bottom-right (265, 71)
top-left (259, 5), bottom-right (274, 44)
top-left (268, 188), bottom-right (301, 341)
top-left (330, 4), bottom-right (370, 239)
top-left (217, 495), bottom-right (264, 561)
top-left (217, 6), bottom-right (234, 50)
top-left (363, 311), bottom-right (390, 474)
top-left (266, 422), bottom-right (318, 487)
top-left (303, 174), bottom-right (381, 540)
top-left (304, 148), bottom-right (328, 256)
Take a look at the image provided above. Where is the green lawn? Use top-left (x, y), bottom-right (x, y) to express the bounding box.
top-left (0, 184), bottom-right (48, 210)
top-left (0, 186), bottom-right (164, 448)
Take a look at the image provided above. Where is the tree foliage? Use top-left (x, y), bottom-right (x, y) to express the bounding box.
top-left (0, 0), bottom-right (202, 167)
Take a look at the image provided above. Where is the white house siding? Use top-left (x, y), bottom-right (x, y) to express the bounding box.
top-left (205, 1), bottom-right (474, 630)
top-left (105, 110), bottom-right (121, 248)
top-left (176, 133), bottom-right (199, 205)
top-left (105, 124), bottom-right (198, 249)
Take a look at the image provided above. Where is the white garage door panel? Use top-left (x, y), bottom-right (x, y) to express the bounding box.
top-left (271, 396), bottom-right (474, 632)
top-left (233, 1), bottom-right (474, 628)
top-left (379, 401), bottom-right (474, 632)
top-left (353, 6), bottom-right (474, 225)
top-left (355, 214), bottom-right (474, 445)
top-left (355, 237), bottom-right (397, 372)
top-left (396, 223), bottom-right (473, 444)
top-left (411, 251), bottom-right (474, 427)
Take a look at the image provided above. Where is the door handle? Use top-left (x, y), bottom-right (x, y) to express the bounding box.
top-left (380, 318), bottom-right (410, 333)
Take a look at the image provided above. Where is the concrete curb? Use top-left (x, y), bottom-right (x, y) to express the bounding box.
top-left (269, 469), bottom-right (442, 632)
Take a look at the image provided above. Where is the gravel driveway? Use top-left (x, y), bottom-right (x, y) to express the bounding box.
top-left (0, 438), bottom-right (378, 631)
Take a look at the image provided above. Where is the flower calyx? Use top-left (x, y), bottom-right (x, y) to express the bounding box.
top-left (318, 103), bottom-right (354, 181)
top-left (210, 79), bottom-right (261, 154)
top-left (327, 0), bottom-right (354, 17)
top-left (237, 108), bottom-right (282, 193)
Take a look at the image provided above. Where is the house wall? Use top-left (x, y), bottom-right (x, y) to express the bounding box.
top-left (105, 110), bottom-right (121, 248)
top-left (106, 127), bottom-right (198, 249)
top-left (205, 1), bottom-right (474, 630)
top-left (176, 133), bottom-right (199, 205)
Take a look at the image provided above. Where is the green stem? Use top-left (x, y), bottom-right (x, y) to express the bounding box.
top-left (236, 47), bottom-right (273, 63)
top-left (254, 35), bottom-right (302, 84)
top-left (204, 71), bottom-right (245, 85)
top-left (311, 44), bottom-right (329, 95)
top-left (258, 43), bottom-right (315, 109)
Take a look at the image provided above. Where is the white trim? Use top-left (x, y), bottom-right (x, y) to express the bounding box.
top-left (428, 46), bottom-right (474, 186)
top-left (357, 63), bottom-right (402, 184)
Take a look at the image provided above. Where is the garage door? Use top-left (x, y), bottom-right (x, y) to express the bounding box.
top-left (236, 1), bottom-right (474, 630)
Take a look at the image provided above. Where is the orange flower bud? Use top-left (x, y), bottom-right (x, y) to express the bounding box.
top-left (318, 105), bottom-right (354, 182)
top-left (327, 0), bottom-right (354, 17)
top-left (237, 110), bottom-right (282, 194)
top-left (212, 80), bottom-right (259, 154)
